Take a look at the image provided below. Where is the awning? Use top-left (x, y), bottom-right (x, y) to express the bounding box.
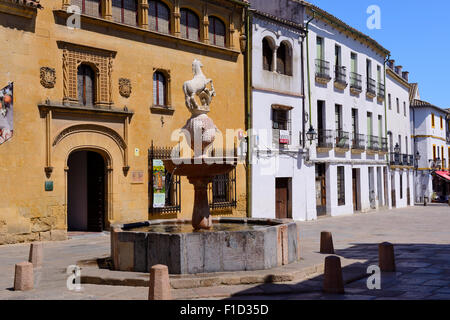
top-left (434, 171), bottom-right (450, 182)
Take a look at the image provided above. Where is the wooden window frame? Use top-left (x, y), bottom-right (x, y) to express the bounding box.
top-left (180, 8), bottom-right (200, 41)
top-left (431, 113), bottom-right (435, 128)
top-left (208, 16), bottom-right (226, 47)
top-left (153, 71), bottom-right (166, 106)
top-left (148, 0), bottom-right (171, 33)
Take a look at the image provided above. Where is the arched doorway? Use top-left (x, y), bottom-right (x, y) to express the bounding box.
top-left (67, 150), bottom-right (106, 231)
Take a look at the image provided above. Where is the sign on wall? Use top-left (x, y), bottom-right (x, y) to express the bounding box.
top-left (152, 159), bottom-right (166, 208)
top-left (279, 130), bottom-right (290, 144)
top-left (0, 82), bottom-right (13, 145)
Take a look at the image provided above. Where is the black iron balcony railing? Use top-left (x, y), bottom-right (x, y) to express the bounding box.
top-left (378, 82), bottom-right (385, 98)
top-left (335, 130), bottom-right (350, 149)
top-left (334, 65), bottom-right (347, 85)
top-left (402, 154), bottom-right (408, 166)
top-left (367, 77), bottom-right (376, 96)
top-left (350, 72), bottom-right (362, 91)
top-left (351, 133), bottom-right (366, 150)
top-left (367, 135), bottom-right (379, 151)
top-left (389, 152), bottom-right (400, 165)
top-left (446, 132), bottom-right (450, 144)
top-left (315, 59), bottom-right (331, 80)
top-left (408, 155), bottom-right (414, 166)
top-left (380, 137), bottom-right (388, 152)
top-left (317, 129), bottom-right (334, 148)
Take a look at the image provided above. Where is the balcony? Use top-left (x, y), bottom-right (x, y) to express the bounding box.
top-left (350, 72), bottom-right (362, 94)
top-left (334, 65), bottom-right (347, 90)
top-left (366, 77), bottom-right (376, 99)
top-left (389, 152), bottom-right (400, 165)
top-left (367, 135), bottom-right (379, 154)
top-left (351, 133), bottom-right (366, 154)
top-left (402, 154), bottom-right (408, 166)
top-left (379, 137), bottom-right (388, 154)
top-left (389, 153), bottom-right (414, 167)
top-left (335, 130), bottom-right (350, 153)
top-left (377, 82), bottom-right (385, 103)
top-left (315, 59), bottom-right (331, 84)
top-left (408, 155), bottom-right (414, 166)
top-left (447, 132), bottom-right (450, 144)
top-left (317, 129), bottom-right (334, 152)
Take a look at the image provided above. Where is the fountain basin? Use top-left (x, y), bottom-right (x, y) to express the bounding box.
top-left (111, 218), bottom-right (301, 274)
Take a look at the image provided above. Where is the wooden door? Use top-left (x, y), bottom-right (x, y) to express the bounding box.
top-left (315, 164), bottom-right (326, 216)
top-left (276, 178), bottom-right (289, 219)
top-left (87, 151), bottom-right (105, 232)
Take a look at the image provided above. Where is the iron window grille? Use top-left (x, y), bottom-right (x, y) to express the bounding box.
top-left (380, 137), bottom-right (388, 152)
top-left (350, 72), bottom-right (362, 91)
top-left (209, 169), bottom-right (237, 210)
top-left (334, 65), bottom-right (347, 85)
top-left (317, 129), bottom-right (334, 148)
top-left (272, 108), bottom-right (292, 149)
top-left (148, 142), bottom-right (181, 214)
top-left (315, 59), bottom-right (331, 79)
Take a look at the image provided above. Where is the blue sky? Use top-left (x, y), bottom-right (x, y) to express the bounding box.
top-left (307, 0), bottom-right (450, 108)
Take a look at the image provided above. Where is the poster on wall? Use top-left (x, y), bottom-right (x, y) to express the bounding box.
top-left (152, 159), bottom-right (166, 208)
top-left (0, 82), bottom-right (13, 145)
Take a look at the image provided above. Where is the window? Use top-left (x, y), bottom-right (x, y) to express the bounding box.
top-left (440, 116), bottom-right (443, 129)
top-left (153, 72), bottom-right (167, 106)
top-left (351, 109), bottom-right (358, 135)
top-left (72, 0), bottom-right (101, 16)
top-left (272, 108), bottom-right (291, 148)
top-left (337, 166), bottom-right (345, 206)
top-left (277, 41), bottom-right (292, 76)
top-left (262, 37), bottom-right (273, 71)
top-left (112, 0), bottom-right (138, 26)
top-left (209, 170), bottom-right (236, 209)
top-left (366, 59), bottom-right (372, 78)
top-left (180, 8), bottom-right (199, 41)
top-left (77, 64), bottom-right (95, 106)
top-left (149, 0), bottom-right (170, 34)
top-left (399, 174), bottom-right (403, 199)
top-left (208, 16), bottom-right (226, 47)
top-left (350, 53), bottom-right (357, 73)
top-left (431, 113), bottom-right (435, 128)
top-left (335, 45), bottom-right (341, 66)
top-left (388, 94), bottom-right (392, 110)
top-left (316, 37), bottom-right (324, 60)
top-left (403, 102), bottom-right (406, 116)
top-left (335, 105), bottom-right (342, 132)
top-left (149, 145), bottom-right (181, 214)
top-left (433, 145), bottom-right (436, 161)
top-left (396, 98), bottom-right (399, 113)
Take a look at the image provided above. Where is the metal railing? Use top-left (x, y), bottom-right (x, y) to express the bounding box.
top-left (408, 155), bottom-right (414, 166)
top-left (402, 154), bottom-right (408, 165)
top-left (379, 137), bottom-right (388, 152)
top-left (367, 135), bottom-right (379, 151)
top-left (317, 129), bottom-right (334, 148)
top-left (378, 82), bottom-right (385, 98)
top-left (334, 65), bottom-right (347, 85)
top-left (352, 133), bottom-right (366, 150)
top-left (335, 130), bottom-right (350, 149)
top-left (389, 152), bottom-right (400, 165)
top-left (367, 77), bottom-right (376, 95)
top-left (350, 72), bottom-right (362, 91)
top-left (315, 59), bottom-right (331, 79)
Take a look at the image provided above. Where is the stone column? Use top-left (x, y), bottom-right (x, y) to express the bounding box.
top-left (103, 0), bottom-right (112, 21)
top-left (188, 177), bottom-right (213, 230)
top-left (139, 0), bottom-right (149, 29)
top-left (229, 11), bottom-right (235, 49)
top-left (62, 0), bottom-right (71, 10)
top-left (173, 0), bottom-right (181, 37)
top-left (202, 6), bottom-right (209, 44)
top-left (272, 46), bottom-right (278, 73)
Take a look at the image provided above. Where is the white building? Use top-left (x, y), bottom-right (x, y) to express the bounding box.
top-left (249, 5), bottom-right (313, 220)
top-left (304, 3), bottom-right (393, 218)
top-left (410, 90), bottom-right (450, 202)
top-left (385, 60), bottom-right (415, 208)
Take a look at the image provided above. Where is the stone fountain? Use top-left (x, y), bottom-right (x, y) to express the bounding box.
top-left (111, 60), bottom-right (301, 274)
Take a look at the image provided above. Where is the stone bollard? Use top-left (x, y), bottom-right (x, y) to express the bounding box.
top-left (28, 242), bottom-right (43, 268)
top-left (379, 242), bottom-right (396, 272)
top-left (320, 231), bottom-right (335, 254)
top-left (14, 262), bottom-right (34, 291)
top-left (148, 264), bottom-right (171, 300)
top-left (323, 256), bottom-right (344, 294)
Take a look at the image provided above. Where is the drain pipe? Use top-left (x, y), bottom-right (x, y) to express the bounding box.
top-left (300, 31), bottom-right (307, 149)
top-left (384, 53), bottom-right (390, 162)
top-left (245, 8), bottom-right (253, 218)
top-left (305, 12), bottom-right (315, 131)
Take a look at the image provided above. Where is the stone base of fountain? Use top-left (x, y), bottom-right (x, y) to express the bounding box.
top-left (111, 218), bottom-right (301, 274)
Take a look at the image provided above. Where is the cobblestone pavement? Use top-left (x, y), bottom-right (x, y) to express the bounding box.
top-left (0, 204), bottom-right (449, 300)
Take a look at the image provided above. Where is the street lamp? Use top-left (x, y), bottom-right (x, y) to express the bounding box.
top-left (394, 143), bottom-right (400, 154)
top-left (306, 125), bottom-right (317, 144)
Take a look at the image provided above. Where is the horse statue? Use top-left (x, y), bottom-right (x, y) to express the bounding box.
top-left (183, 59), bottom-right (215, 114)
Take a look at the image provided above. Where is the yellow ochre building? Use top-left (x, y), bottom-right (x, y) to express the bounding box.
top-left (0, 0), bottom-right (249, 244)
